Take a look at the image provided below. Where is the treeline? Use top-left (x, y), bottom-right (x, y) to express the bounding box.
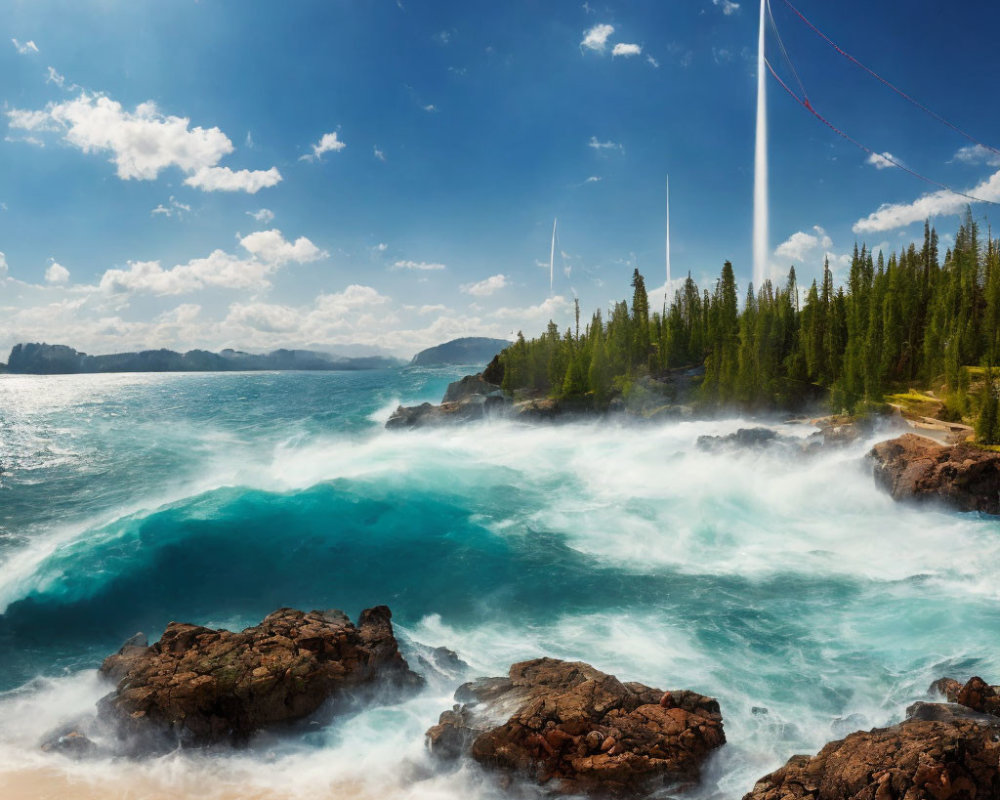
top-left (496, 210), bottom-right (1000, 440)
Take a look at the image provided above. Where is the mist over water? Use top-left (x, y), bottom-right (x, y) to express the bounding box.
top-left (1, 370), bottom-right (998, 798)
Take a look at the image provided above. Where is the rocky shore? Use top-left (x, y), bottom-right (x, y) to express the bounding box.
top-left (32, 604), bottom-right (1000, 799)
top-left (868, 433), bottom-right (1000, 514)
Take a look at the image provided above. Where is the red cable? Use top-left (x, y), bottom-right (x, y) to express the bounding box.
top-left (764, 57), bottom-right (998, 206)
top-left (780, 0), bottom-right (1000, 158)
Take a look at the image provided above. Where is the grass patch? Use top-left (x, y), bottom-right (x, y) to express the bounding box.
top-left (885, 391), bottom-right (943, 420)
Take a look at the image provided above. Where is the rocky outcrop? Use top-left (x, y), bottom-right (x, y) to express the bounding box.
top-left (386, 373), bottom-right (509, 428)
top-left (99, 606), bottom-right (422, 745)
top-left (742, 702), bottom-right (1000, 800)
top-left (930, 676), bottom-right (1000, 717)
top-left (426, 658), bottom-right (725, 795)
top-left (868, 433), bottom-right (1000, 514)
top-left (697, 427), bottom-right (779, 451)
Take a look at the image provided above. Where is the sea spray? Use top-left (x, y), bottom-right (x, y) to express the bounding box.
top-left (0, 372), bottom-right (999, 798)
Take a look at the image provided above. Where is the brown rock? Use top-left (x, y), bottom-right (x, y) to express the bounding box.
top-left (426, 657), bottom-right (724, 795)
top-left (868, 434), bottom-right (1000, 514)
top-left (931, 676), bottom-right (1000, 717)
top-left (99, 606), bottom-right (422, 745)
top-left (742, 703), bottom-right (1000, 800)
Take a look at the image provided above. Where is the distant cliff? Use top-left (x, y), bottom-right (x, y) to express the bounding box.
top-left (5, 343), bottom-right (403, 374)
top-left (410, 337), bottom-right (510, 367)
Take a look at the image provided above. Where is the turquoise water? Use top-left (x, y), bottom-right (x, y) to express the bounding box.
top-left (0, 369), bottom-right (998, 798)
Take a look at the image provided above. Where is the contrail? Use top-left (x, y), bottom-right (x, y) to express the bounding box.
top-left (665, 175), bottom-right (672, 286)
top-left (753, 0), bottom-right (769, 289)
top-left (550, 218), bottom-right (557, 296)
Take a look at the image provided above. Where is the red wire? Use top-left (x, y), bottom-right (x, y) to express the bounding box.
top-left (764, 57), bottom-right (998, 206)
top-left (780, 0), bottom-right (1000, 158)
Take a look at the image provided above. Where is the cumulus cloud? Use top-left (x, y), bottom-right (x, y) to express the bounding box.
top-left (774, 226), bottom-right (834, 262)
top-left (12, 38), bottom-right (38, 55)
top-left (954, 144), bottom-right (1000, 168)
top-left (45, 261), bottom-right (70, 284)
top-left (423, 104), bottom-right (437, 112)
top-left (713, 0), bottom-right (740, 15)
top-left (585, 176), bottom-right (602, 183)
top-left (98, 229), bottom-right (325, 295)
top-left (492, 295), bottom-right (574, 322)
top-left (303, 131), bottom-right (346, 161)
top-left (646, 55), bottom-right (660, 68)
top-left (612, 43), bottom-right (642, 57)
top-left (392, 260), bottom-right (446, 271)
top-left (866, 152), bottom-right (897, 170)
top-left (0, 252), bottom-right (8, 277)
top-left (581, 24), bottom-right (614, 52)
top-left (461, 274), bottom-right (507, 297)
top-left (239, 229), bottom-right (325, 264)
top-left (853, 170), bottom-right (1000, 234)
top-left (184, 166), bottom-right (281, 193)
top-left (374, 145), bottom-right (386, 162)
top-left (247, 208), bottom-right (275, 224)
top-left (6, 92), bottom-right (281, 192)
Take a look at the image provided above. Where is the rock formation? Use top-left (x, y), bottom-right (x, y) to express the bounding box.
top-left (868, 433), bottom-right (1000, 514)
top-left (386, 373), bottom-right (508, 428)
top-left (930, 675), bottom-right (1000, 717)
top-left (99, 606), bottom-right (422, 745)
top-left (742, 702), bottom-right (1000, 800)
top-left (426, 657), bottom-right (725, 795)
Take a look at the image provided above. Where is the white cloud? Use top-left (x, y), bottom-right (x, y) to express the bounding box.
top-left (184, 166), bottom-right (282, 193)
top-left (612, 43), bottom-right (642, 58)
top-left (866, 152), bottom-right (897, 170)
top-left (423, 104), bottom-right (437, 112)
top-left (98, 229), bottom-right (324, 295)
top-left (581, 24), bottom-right (614, 52)
top-left (392, 260), bottom-right (446, 271)
top-left (954, 144), bottom-right (1000, 168)
top-left (713, 0), bottom-right (740, 15)
top-left (303, 131), bottom-right (346, 161)
top-left (151, 195), bottom-right (192, 219)
top-left (419, 304), bottom-right (447, 314)
top-left (646, 55), bottom-right (660, 68)
top-left (853, 169), bottom-right (1000, 234)
top-left (374, 145), bottom-right (386, 162)
top-left (239, 229), bottom-right (326, 265)
top-left (375, 242), bottom-right (388, 251)
top-left (247, 208), bottom-right (275, 224)
top-left (44, 66), bottom-right (73, 89)
top-left (461, 274), bottom-right (507, 297)
top-left (774, 226), bottom-right (833, 262)
top-left (588, 136), bottom-right (623, 153)
top-left (6, 92), bottom-right (280, 192)
top-left (492, 295), bottom-right (574, 322)
top-left (0, 252), bottom-right (8, 277)
top-left (12, 39), bottom-right (38, 55)
top-left (585, 176), bottom-right (602, 183)
top-left (45, 261), bottom-right (70, 284)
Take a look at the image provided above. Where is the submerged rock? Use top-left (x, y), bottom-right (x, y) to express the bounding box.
top-left (868, 433), bottom-right (1000, 514)
top-left (742, 702), bottom-right (1000, 800)
top-left (426, 657), bottom-right (725, 795)
top-left (99, 606), bottom-right (422, 746)
top-left (697, 427), bottom-right (779, 451)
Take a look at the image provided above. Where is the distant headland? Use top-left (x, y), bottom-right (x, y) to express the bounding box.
top-left (410, 337), bottom-right (511, 367)
top-left (2, 343), bottom-right (404, 374)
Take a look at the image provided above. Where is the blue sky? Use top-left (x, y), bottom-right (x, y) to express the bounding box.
top-left (2, 0), bottom-right (1000, 357)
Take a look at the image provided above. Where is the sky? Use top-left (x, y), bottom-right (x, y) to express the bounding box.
top-left (3, 0), bottom-right (1000, 359)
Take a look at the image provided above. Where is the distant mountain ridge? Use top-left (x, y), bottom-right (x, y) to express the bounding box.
top-left (5, 343), bottom-right (403, 374)
top-left (410, 337), bottom-right (511, 366)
